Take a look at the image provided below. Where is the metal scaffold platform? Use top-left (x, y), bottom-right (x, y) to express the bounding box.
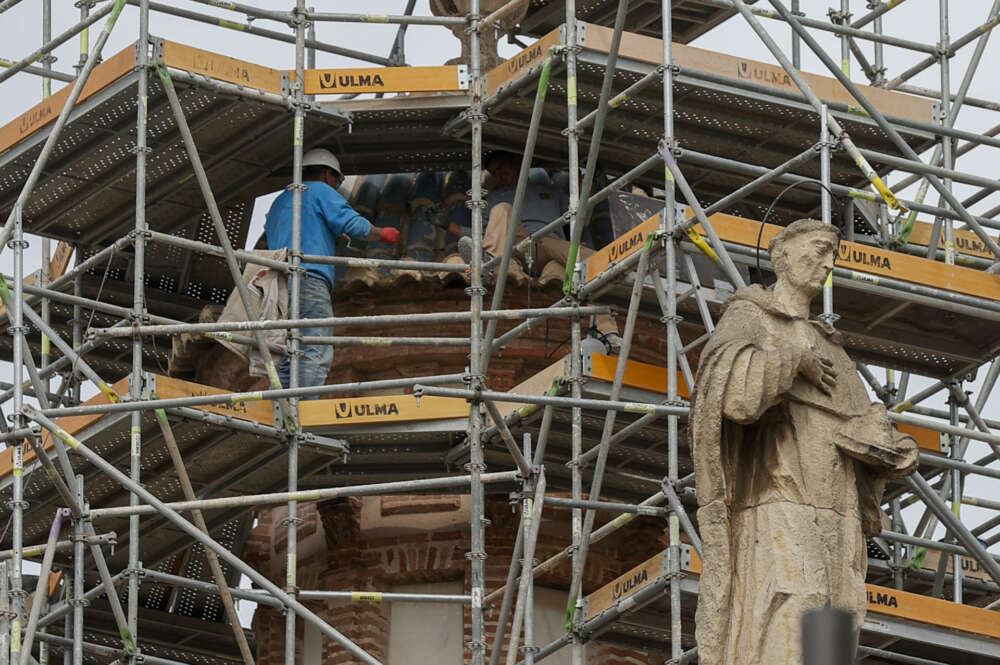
top-left (0, 0), bottom-right (998, 664)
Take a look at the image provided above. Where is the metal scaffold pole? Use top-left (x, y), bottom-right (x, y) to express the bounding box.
top-left (467, 3), bottom-right (488, 665)
top-left (660, 1), bottom-right (683, 659)
top-left (285, 4), bottom-right (308, 661)
top-left (128, 1), bottom-right (151, 662)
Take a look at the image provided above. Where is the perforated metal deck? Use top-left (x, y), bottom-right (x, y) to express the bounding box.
top-left (0, 375), bottom-right (345, 589)
top-left (449, 23), bottom-right (937, 225)
top-left (521, 0), bottom-right (759, 44)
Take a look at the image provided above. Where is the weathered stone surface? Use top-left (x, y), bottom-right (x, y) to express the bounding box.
top-left (690, 220), bottom-right (918, 665)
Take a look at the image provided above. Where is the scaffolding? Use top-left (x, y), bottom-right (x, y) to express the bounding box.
top-left (0, 0), bottom-right (997, 664)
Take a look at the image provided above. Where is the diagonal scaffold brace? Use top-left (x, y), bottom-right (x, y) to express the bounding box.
top-left (21, 404), bottom-right (387, 665)
top-left (153, 61), bottom-right (297, 435)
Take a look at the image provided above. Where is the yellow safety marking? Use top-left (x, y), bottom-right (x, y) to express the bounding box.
top-left (130, 425), bottom-right (141, 456)
top-left (980, 15), bottom-right (999, 33)
top-left (97, 382), bottom-right (120, 403)
top-left (302, 66), bottom-right (467, 95)
top-left (11, 619), bottom-right (20, 654)
top-left (80, 28), bottom-right (89, 56)
top-left (870, 174), bottom-right (905, 211)
top-left (623, 402), bottom-right (656, 414)
top-left (207, 332), bottom-right (235, 341)
top-left (846, 104), bottom-right (870, 118)
top-left (684, 226), bottom-right (718, 262)
top-left (286, 554), bottom-right (295, 586)
top-left (841, 59), bottom-right (850, 76)
top-left (849, 270), bottom-right (879, 285)
top-left (12, 469), bottom-right (22, 477)
top-left (523, 498), bottom-right (533, 525)
top-left (292, 490), bottom-right (322, 502)
top-left (293, 115), bottom-right (303, 147)
top-left (22, 546), bottom-right (43, 557)
top-left (516, 403), bottom-right (540, 418)
top-left (218, 18), bottom-right (246, 31)
top-left (41, 334), bottom-right (50, 356)
top-left (612, 513), bottom-right (635, 528)
top-left (669, 514), bottom-right (680, 542)
top-left (265, 363), bottom-right (283, 390)
top-left (352, 591), bottom-right (383, 602)
top-left (567, 75), bottom-right (577, 106)
top-left (360, 15), bottom-right (390, 23)
top-left (847, 188), bottom-right (878, 201)
top-left (209, 0), bottom-right (237, 8)
top-left (55, 428), bottom-right (80, 450)
top-left (231, 391), bottom-right (264, 404)
top-left (887, 0), bottom-right (905, 7)
top-left (892, 399), bottom-right (914, 413)
top-left (824, 272), bottom-right (834, 287)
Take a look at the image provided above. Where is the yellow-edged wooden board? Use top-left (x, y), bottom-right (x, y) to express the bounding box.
top-left (685, 548), bottom-right (1000, 638)
top-left (584, 210), bottom-right (1000, 303)
top-left (162, 40), bottom-right (283, 93)
top-left (303, 66), bottom-right (467, 95)
top-left (300, 394), bottom-right (468, 427)
top-left (581, 23), bottom-right (932, 124)
top-left (0, 45), bottom-right (136, 155)
top-left (150, 374), bottom-right (275, 424)
top-left (485, 27), bottom-right (563, 95)
top-left (585, 550), bottom-right (667, 620)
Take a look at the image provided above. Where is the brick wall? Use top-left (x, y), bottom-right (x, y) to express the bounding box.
top-left (246, 496), bottom-right (666, 665)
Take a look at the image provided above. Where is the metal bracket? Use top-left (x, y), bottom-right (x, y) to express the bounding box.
top-left (939, 432), bottom-right (952, 455)
top-left (456, 64), bottom-right (470, 91)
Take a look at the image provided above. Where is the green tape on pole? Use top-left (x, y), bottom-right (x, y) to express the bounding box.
top-left (564, 595), bottom-right (576, 631)
top-left (895, 209), bottom-right (918, 246)
top-left (108, 0), bottom-right (127, 24)
top-left (909, 546), bottom-right (927, 570)
top-left (562, 243), bottom-right (581, 295)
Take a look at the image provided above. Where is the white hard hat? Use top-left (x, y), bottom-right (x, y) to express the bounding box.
top-left (303, 148), bottom-right (342, 176)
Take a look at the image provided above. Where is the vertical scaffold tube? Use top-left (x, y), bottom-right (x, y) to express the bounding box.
top-left (661, 2), bottom-right (683, 660)
top-left (562, 2), bottom-right (585, 664)
top-left (9, 206), bottom-right (25, 665)
top-left (285, 2), bottom-right (307, 663)
top-left (939, 0), bottom-right (955, 266)
top-left (819, 105), bottom-right (837, 324)
top-left (128, 2), bottom-right (151, 660)
top-left (73, 476), bottom-right (84, 665)
top-left (467, 4), bottom-right (488, 664)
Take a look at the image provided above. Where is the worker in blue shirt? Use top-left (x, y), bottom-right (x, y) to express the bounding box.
top-left (266, 148), bottom-right (400, 392)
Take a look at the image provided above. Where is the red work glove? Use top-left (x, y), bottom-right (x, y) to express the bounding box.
top-left (379, 227), bottom-right (401, 244)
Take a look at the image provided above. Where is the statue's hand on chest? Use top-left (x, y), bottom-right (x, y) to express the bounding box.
top-left (785, 320), bottom-right (867, 416)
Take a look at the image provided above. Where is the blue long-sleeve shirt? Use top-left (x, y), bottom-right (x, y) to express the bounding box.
top-left (265, 180), bottom-right (372, 290)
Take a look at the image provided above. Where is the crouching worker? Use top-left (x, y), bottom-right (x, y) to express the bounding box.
top-left (459, 150), bottom-right (621, 352)
top-left (265, 148), bottom-right (400, 393)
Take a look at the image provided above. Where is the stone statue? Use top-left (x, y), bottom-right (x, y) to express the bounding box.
top-left (430, 0), bottom-right (528, 71)
top-left (690, 219), bottom-right (919, 665)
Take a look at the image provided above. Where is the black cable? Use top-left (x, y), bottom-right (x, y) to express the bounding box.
top-left (754, 180), bottom-right (844, 285)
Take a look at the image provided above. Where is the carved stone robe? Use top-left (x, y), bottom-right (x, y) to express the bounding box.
top-left (691, 285), bottom-right (918, 665)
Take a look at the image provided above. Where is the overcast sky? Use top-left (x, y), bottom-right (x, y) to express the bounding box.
top-left (0, 0), bottom-right (998, 625)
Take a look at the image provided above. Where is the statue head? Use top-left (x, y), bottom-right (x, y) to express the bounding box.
top-left (768, 219), bottom-right (840, 298)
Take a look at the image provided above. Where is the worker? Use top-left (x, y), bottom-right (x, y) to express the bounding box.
top-left (459, 150), bottom-right (621, 352)
top-left (265, 148), bottom-right (400, 392)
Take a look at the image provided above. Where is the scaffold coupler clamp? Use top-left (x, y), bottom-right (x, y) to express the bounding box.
top-left (128, 559), bottom-right (145, 584)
